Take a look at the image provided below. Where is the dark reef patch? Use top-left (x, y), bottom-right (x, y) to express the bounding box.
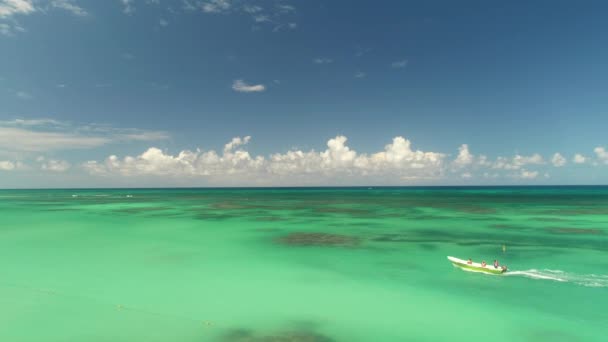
top-left (277, 232), bottom-right (360, 247)
top-left (454, 206), bottom-right (497, 215)
top-left (313, 207), bottom-right (375, 217)
top-left (418, 243), bottom-right (438, 250)
top-left (255, 216), bottom-right (286, 222)
top-left (114, 206), bottom-right (173, 214)
top-left (253, 227), bottom-right (283, 233)
top-left (220, 328), bottom-right (334, 342)
top-left (545, 227), bottom-right (603, 235)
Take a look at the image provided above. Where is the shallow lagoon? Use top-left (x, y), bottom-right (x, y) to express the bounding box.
top-left (1, 187), bottom-right (607, 341)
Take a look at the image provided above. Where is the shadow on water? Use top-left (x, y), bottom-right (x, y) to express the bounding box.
top-left (276, 232), bottom-right (360, 247)
top-left (219, 328), bottom-right (335, 342)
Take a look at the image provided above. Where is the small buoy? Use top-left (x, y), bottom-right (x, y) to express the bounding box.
top-left (502, 244), bottom-right (506, 253)
top-left (202, 321), bottom-right (213, 326)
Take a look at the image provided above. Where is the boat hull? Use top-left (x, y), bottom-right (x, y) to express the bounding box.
top-left (448, 256), bottom-right (506, 275)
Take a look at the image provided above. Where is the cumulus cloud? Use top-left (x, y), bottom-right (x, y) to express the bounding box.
top-left (551, 153), bottom-right (566, 167)
top-left (83, 135), bottom-right (446, 184)
top-left (491, 153), bottom-right (544, 170)
top-left (594, 147), bottom-right (608, 164)
top-left (0, 160), bottom-right (15, 170)
top-left (1, 0), bottom-right (88, 36)
top-left (39, 158), bottom-right (71, 172)
top-left (573, 153), bottom-right (587, 164)
top-left (453, 144), bottom-right (473, 168)
top-left (515, 169), bottom-right (539, 180)
top-left (232, 79), bottom-right (265, 93)
top-left (0, 0), bottom-right (35, 18)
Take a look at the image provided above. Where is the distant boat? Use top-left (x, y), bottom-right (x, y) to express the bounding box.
top-left (448, 256), bottom-right (507, 275)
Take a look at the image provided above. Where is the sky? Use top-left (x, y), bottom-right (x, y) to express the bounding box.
top-left (1, 0), bottom-right (608, 187)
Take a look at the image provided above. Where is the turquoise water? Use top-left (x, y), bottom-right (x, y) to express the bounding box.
top-left (1, 187), bottom-right (607, 341)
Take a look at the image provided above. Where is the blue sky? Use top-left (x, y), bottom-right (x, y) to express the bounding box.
top-left (1, 0), bottom-right (607, 187)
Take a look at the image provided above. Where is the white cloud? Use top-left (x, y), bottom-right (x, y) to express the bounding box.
top-left (0, 22), bottom-right (11, 35)
top-left (0, 127), bottom-right (110, 152)
top-left (1, 0), bottom-right (88, 36)
top-left (253, 14), bottom-right (269, 22)
top-left (242, 5), bottom-right (262, 14)
top-left (51, 0), bottom-right (87, 16)
top-left (84, 135), bottom-right (446, 184)
top-left (273, 22), bottom-right (297, 32)
top-left (355, 71), bottom-right (366, 78)
top-left (16, 91), bottom-right (32, 99)
top-left (594, 146), bottom-right (608, 164)
top-left (551, 152), bottom-right (566, 167)
top-left (40, 158), bottom-right (71, 172)
top-left (0, 118), bottom-right (63, 126)
top-left (120, 0), bottom-right (134, 14)
top-left (453, 144), bottom-right (473, 167)
top-left (182, 0), bottom-right (197, 11)
top-left (313, 57), bottom-right (333, 64)
top-left (516, 169), bottom-right (539, 180)
top-left (159, 18), bottom-right (168, 26)
top-left (0, 160), bottom-right (15, 170)
top-left (491, 153), bottom-right (544, 170)
top-left (277, 4), bottom-right (295, 13)
top-left (573, 153), bottom-right (586, 164)
top-left (0, 21), bottom-right (25, 36)
top-left (461, 172), bottom-right (472, 179)
top-left (223, 136), bottom-right (250, 152)
top-left (0, 119), bottom-right (169, 153)
top-left (0, 0), bottom-right (35, 18)
top-left (232, 79), bottom-right (265, 93)
top-left (202, 0), bottom-right (231, 13)
top-left (391, 60), bottom-right (408, 68)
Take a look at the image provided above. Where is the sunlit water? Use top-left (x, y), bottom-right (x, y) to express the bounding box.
top-left (1, 187), bottom-right (606, 341)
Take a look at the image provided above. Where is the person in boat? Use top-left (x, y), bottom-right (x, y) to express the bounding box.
top-left (481, 260), bottom-right (487, 267)
top-left (467, 258), bottom-right (473, 265)
top-left (493, 260), bottom-right (499, 268)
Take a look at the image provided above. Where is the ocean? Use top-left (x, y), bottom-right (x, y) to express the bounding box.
top-left (1, 187), bottom-right (606, 341)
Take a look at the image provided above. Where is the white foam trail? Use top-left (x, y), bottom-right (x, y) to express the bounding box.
top-left (505, 269), bottom-right (608, 287)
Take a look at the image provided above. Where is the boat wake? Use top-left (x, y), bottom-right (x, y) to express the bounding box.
top-left (505, 269), bottom-right (608, 288)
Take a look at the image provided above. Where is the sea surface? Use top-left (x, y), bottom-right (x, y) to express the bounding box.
top-left (1, 187), bottom-right (607, 341)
